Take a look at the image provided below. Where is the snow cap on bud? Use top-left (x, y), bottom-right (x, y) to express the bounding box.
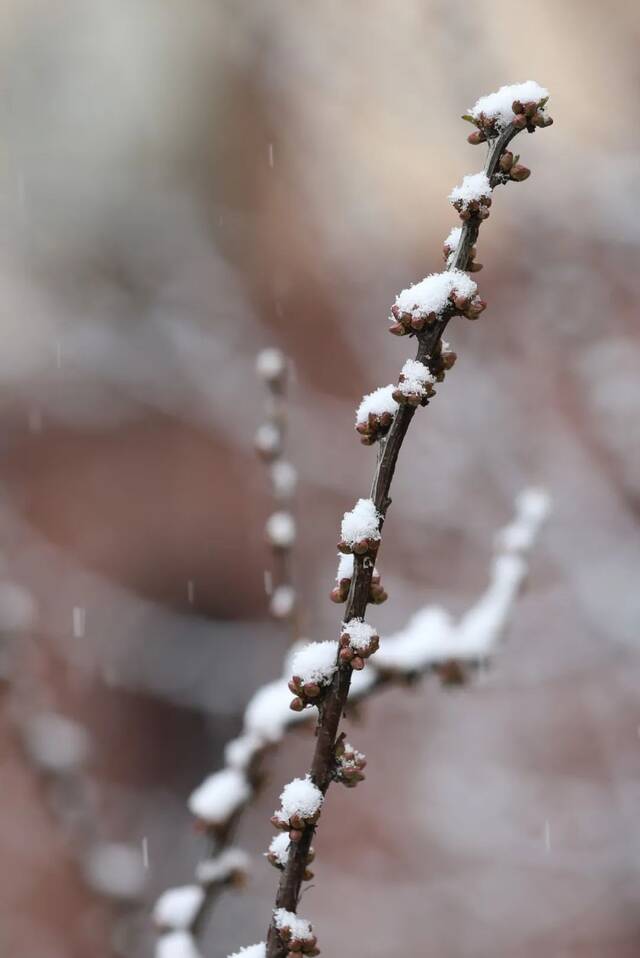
top-left (256, 348), bottom-right (286, 383)
top-left (271, 776), bottom-right (323, 838)
top-left (273, 909), bottom-right (318, 956)
top-left (265, 512), bottom-right (296, 549)
top-left (339, 618), bottom-right (380, 664)
top-left (467, 81), bottom-right (551, 137)
top-left (392, 269), bottom-right (478, 333)
top-left (355, 384), bottom-right (398, 445)
top-left (393, 359), bottom-right (436, 407)
top-left (254, 422), bottom-right (281, 461)
top-left (449, 172), bottom-right (492, 221)
top-left (288, 641), bottom-right (338, 710)
top-left (338, 498), bottom-right (381, 555)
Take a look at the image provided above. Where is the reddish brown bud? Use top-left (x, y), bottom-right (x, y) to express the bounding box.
top-left (510, 164), bottom-right (531, 181)
top-left (289, 697), bottom-right (305, 712)
top-left (499, 151), bottom-right (514, 172)
top-left (388, 321), bottom-right (407, 336)
top-left (512, 114), bottom-right (527, 129)
top-left (339, 647), bottom-right (353, 664)
top-left (330, 585), bottom-right (346, 603)
top-left (351, 656), bottom-right (365, 671)
top-left (467, 130), bottom-right (486, 145)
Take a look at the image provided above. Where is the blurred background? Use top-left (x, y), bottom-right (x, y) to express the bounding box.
top-left (1, 1), bottom-right (640, 955)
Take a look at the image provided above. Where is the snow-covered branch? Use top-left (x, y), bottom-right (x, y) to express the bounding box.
top-left (153, 485), bottom-right (549, 956)
top-left (256, 82), bottom-right (553, 958)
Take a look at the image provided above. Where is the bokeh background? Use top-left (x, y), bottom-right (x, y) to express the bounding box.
top-left (1, 1), bottom-right (640, 956)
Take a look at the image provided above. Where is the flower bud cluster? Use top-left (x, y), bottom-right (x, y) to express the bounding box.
top-left (389, 269), bottom-right (484, 336)
top-left (271, 776), bottom-right (323, 842)
top-left (273, 909), bottom-right (319, 958)
top-left (338, 618), bottom-right (380, 670)
top-left (266, 833), bottom-right (315, 880)
top-left (333, 738), bottom-right (367, 788)
top-left (330, 553), bottom-right (387, 605)
top-left (393, 359), bottom-right (436, 407)
top-left (465, 83), bottom-right (552, 140)
top-left (449, 172), bottom-right (492, 222)
top-left (287, 640), bottom-right (338, 711)
top-left (497, 150), bottom-right (531, 183)
top-left (338, 498), bottom-right (381, 556)
top-left (355, 384), bottom-right (398, 445)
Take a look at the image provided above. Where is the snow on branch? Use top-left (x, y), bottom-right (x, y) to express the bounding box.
top-left (261, 84), bottom-right (553, 958)
top-left (154, 486), bottom-right (549, 956)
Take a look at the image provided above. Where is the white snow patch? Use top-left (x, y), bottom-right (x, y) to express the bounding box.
top-left (449, 172), bottom-right (492, 207)
top-left (224, 733), bottom-right (263, 771)
top-left (84, 842), bottom-right (146, 900)
top-left (273, 908), bottom-right (313, 941)
top-left (336, 553), bottom-right (354, 581)
top-left (244, 678), bottom-right (305, 743)
top-left (23, 712), bottom-right (90, 773)
top-left (340, 498), bottom-right (381, 546)
top-left (278, 775), bottom-right (323, 820)
top-left (153, 885), bottom-right (204, 931)
top-left (195, 848), bottom-right (250, 885)
top-left (265, 512), bottom-right (296, 548)
top-left (271, 460), bottom-right (298, 498)
top-left (270, 584), bottom-right (296, 618)
top-left (444, 226), bottom-right (462, 251)
top-left (394, 270), bottom-right (477, 319)
top-left (342, 618), bottom-right (377, 652)
top-left (290, 640), bottom-right (338, 686)
top-left (496, 487), bottom-right (551, 552)
top-left (267, 832), bottom-right (290, 867)
top-left (256, 348), bottom-right (286, 381)
top-left (396, 359), bottom-right (435, 397)
top-left (227, 945), bottom-right (265, 958)
top-left (469, 81), bottom-right (549, 127)
top-left (375, 607), bottom-right (456, 672)
top-left (355, 384), bottom-right (398, 425)
top-left (156, 931), bottom-right (203, 958)
top-left (188, 768), bottom-right (250, 824)
top-left (255, 423), bottom-right (280, 455)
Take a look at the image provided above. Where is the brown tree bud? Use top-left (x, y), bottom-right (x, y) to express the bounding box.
top-left (388, 321), bottom-right (407, 336)
top-left (467, 130), bottom-right (486, 145)
top-left (510, 164), bottom-right (531, 181)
